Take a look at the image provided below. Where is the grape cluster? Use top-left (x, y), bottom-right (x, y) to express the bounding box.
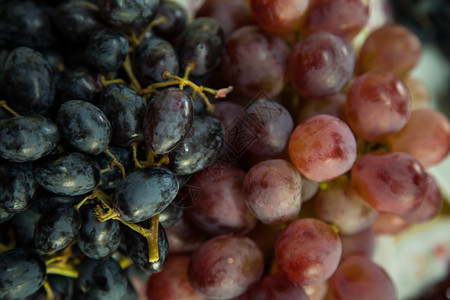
top-left (0, 0), bottom-right (449, 299)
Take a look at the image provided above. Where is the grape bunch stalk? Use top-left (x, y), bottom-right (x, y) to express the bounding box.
top-left (0, 0), bottom-right (449, 299)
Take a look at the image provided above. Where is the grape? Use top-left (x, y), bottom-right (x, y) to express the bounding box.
top-left (289, 114), bottom-right (357, 182)
top-left (77, 204), bottom-right (121, 259)
top-left (166, 215), bottom-right (208, 254)
top-left (297, 93), bottom-right (346, 124)
top-left (48, 275), bottom-right (75, 300)
top-left (84, 29), bottom-right (129, 72)
top-left (153, 1), bottom-right (188, 38)
top-left (57, 100), bottom-right (112, 155)
top-left (4, 47), bottom-right (54, 115)
top-left (34, 152), bottom-right (101, 196)
top-left (250, 0), bottom-right (309, 36)
top-left (95, 146), bottom-right (133, 191)
top-left (183, 165), bottom-right (257, 235)
top-left (403, 76), bottom-right (431, 110)
top-left (98, 0), bottom-right (159, 30)
top-left (250, 273), bottom-right (309, 300)
top-left (76, 257), bottom-right (128, 300)
top-left (385, 108), bottom-right (450, 168)
top-left (10, 204), bottom-right (41, 248)
top-left (345, 71), bottom-right (411, 141)
top-left (33, 192), bottom-right (83, 214)
top-left (176, 17), bottom-right (225, 76)
top-left (327, 254), bottom-right (397, 300)
top-left (356, 23), bottom-right (422, 77)
top-left (132, 36), bottom-right (179, 85)
top-left (340, 226), bottom-right (376, 258)
top-left (34, 206), bottom-right (81, 253)
top-left (97, 83), bottom-right (146, 147)
top-left (288, 32), bottom-right (355, 99)
top-left (143, 87), bottom-right (194, 154)
top-left (371, 212), bottom-right (410, 235)
top-left (188, 235), bottom-right (264, 299)
top-left (0, 161), bottom-right (36, 213)
top-left (0, 248), bottom-right (46, 299)
top-left (0, 207), bottom-right (13, 224)
top-left (315, 176), bottom-right (378, 235)
top-left (111, 167), bottom-right (178, 223)
top-left (300, 175), bottom-right (319, 202)
top-left (159, 201), bottom-right (183, 228)
top-left (351, 152), bottom-right (428, 215)
top-left (221, 25), bottom-right (290, 98)
top-left (275, 218), bottom-right (342, 285)
top-left (146, 255), bottom-right (206, 300)
top-left (0, 115), bottom-right (60, 163)
top-left (243, 159), bottom-right (302, 225)
top-left (54, 66), bottom-right (102, 104)
top-left (302, 0), bottom-right (369, 42)
top-left (196, 0), bottom-right (254, 36)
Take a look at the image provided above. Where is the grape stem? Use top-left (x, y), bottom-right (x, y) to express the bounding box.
top-left (0, 100), bottom-right (20, 117)
top-left (102, 148), bottom-right (126, 178)
top-left (123, 54), bottom-right (142, 91)
top-left (100, 75), bottom-right (126, 88)
top-left (43, 278), bottom-right (55, 300)
top-left (130, 142), bottom-right (169, 169)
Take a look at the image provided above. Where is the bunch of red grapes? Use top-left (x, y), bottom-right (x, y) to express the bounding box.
top-left (0, 0), bottom-right (449, 299)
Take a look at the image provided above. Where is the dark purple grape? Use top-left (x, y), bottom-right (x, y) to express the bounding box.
top-left (111, 167), bottom-right (179, 223)
top-left (34, 192), bottom-right (84, 214)
top-left (125, 221), bottom-right (169, 274)
top-left (98, 0), bottom-right (159, 30)
top-left (0, 161), bottom-right (36, 213)
top-left (0, 248), bottom-right (46, 299)
top-left (76, 257), bottom-right (128, 299)
top-left (250, 273), bottom-right (309, 300)
top-left (84, 29), bottom-right (129, 72)
top-left (77, 204), bottom-right (121, 259)
top-left (48, 275), bottom-right (75, 300)
top-left (34, 205), bottom-right (81, 253)
top-left (10, 205), bottom-right (42, 247)
top-left (97, 83), bottom-right (146, 147)
top-left (132, 37), bottom-right (179, 85)
top-left (159, 202), bottom-right (183, 228)
top-left (0, 1), bottom-right (55, 50)
top-left (33, 152), bottom-right (101, 196)
top-left (57, 100), bottom-right (112, 155)
top-left (3, 47), bottom-right (54, 115)
top-left (54, 66), bottom-right (102, 104)
top-left (0, 115), bottom-right (60, 163)
top-left (143, 87), bottom-right (193, 154)
top-left (52, 0), bottom-right (107, 42)
top-left (95, 146), bottom-right (133, 190)
top-left (169, 116), bottom-right (224, 175)
top-left (176, 17), bottom-right (225, 76)
top-left (153, 1), bottom-right (188, 38)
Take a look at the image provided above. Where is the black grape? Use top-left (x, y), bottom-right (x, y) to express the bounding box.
top-left (54, 66), bottom-right (102, 104)
top-left (10, 205), bottom-right (42, 248)
top-left (153, 1), bottom-right (188, 38)
top-left (159, 202), bottom-right (183, 228)
top-left (98, 0), bottom-right (159, 30)
top-left (0, 248), bottom-right (46, 299)
top-left (0, 115), bottom-right (60, 163)
top-left (33, 152), bottom-right (101, 196)
top-left (95, 146), bottom-right (133, 191)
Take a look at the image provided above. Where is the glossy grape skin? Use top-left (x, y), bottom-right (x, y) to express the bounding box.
top-left (4, 47), bottom-right (54, 114)
top-left (154, 1), bottom-right (188, 38)
top-left (371, 212), bottom-right (410, 235)
top-left (188, 235), bottom-right (264, 299)
top-left (350, 152), bottom-right (428, 215)
top-left (345, 71), bottom-right (411, 142)
top-left (301, 175), bottom-right (319, 202)
top-left (159, 202), bottom-right (183, 228)
top-left (57, 100), bottom-right (112, 155)
top-left (250, 273), bottom-right (309, 300)
top-left (10, 205), bottom-right (42, 247)
top-left (125, 221), bottom-right (169, 274)
top-left (169, 116), bottom-right (224, 175)
top-left (356, 23), bottom-right (422, 77)
top-left (385, 108), bottom-right (450, 168)
top-left (315, 177), bottom-right (378, 235)
top-left (243, 159), bottom-right (302, 225)
top-left (0, 248), bottom-right (46, 299)
top-left (327, 254), bottom-right (397, 300)
top-left (143, 88), bottom-right (194, 154)
top-left (183, 165), bottom-right (257, 235)
top-left (34, 152), bottom-right (101, 196)
top-left (76, 257), bottom-right (128, 300)
top-left (302, 0), bottom-right (369, 42)
top-left (132, 37), bottom-right (179, 85)
top-left (0, 161), bottom-right (36, 213)
top-left (54, 66), bottom-right (102, 104)
top-left (196, 0), bottom-right (254, 36)
top-left (275, 218), bottom-right (342, 285)
top-left (289, 32), bottom-right (355, 99)
top-left (52, 0), bottom-right (107, 42)
top-left (146, 254), bottom-right (206, 300)
top-left (221, 26), bottom-right (290, 98)
top-left (250, 0), bottom-right (309, 36)
top-left (84, 29), bottom-right (129, 72)
top-left (77, 205), bottom-right (121, 259)
top-left (98, 0), bottom-right (159, 30)
top-left (289, 114), bottom-right (357, 182)
top-left (0, 115), bottom-right (60, 163)
top-left (34, 206), bottom-right (81, 253)
top-left (98, 83), bottom-right (146, 147)
top-left (177, 17), bottom-right (225, 76)
top-left (111, 167), bottom-right (179, 223)
top-left (244, 98), bottom-right (294, 157)
top-left (166, 215), bottom-right (208, 254)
